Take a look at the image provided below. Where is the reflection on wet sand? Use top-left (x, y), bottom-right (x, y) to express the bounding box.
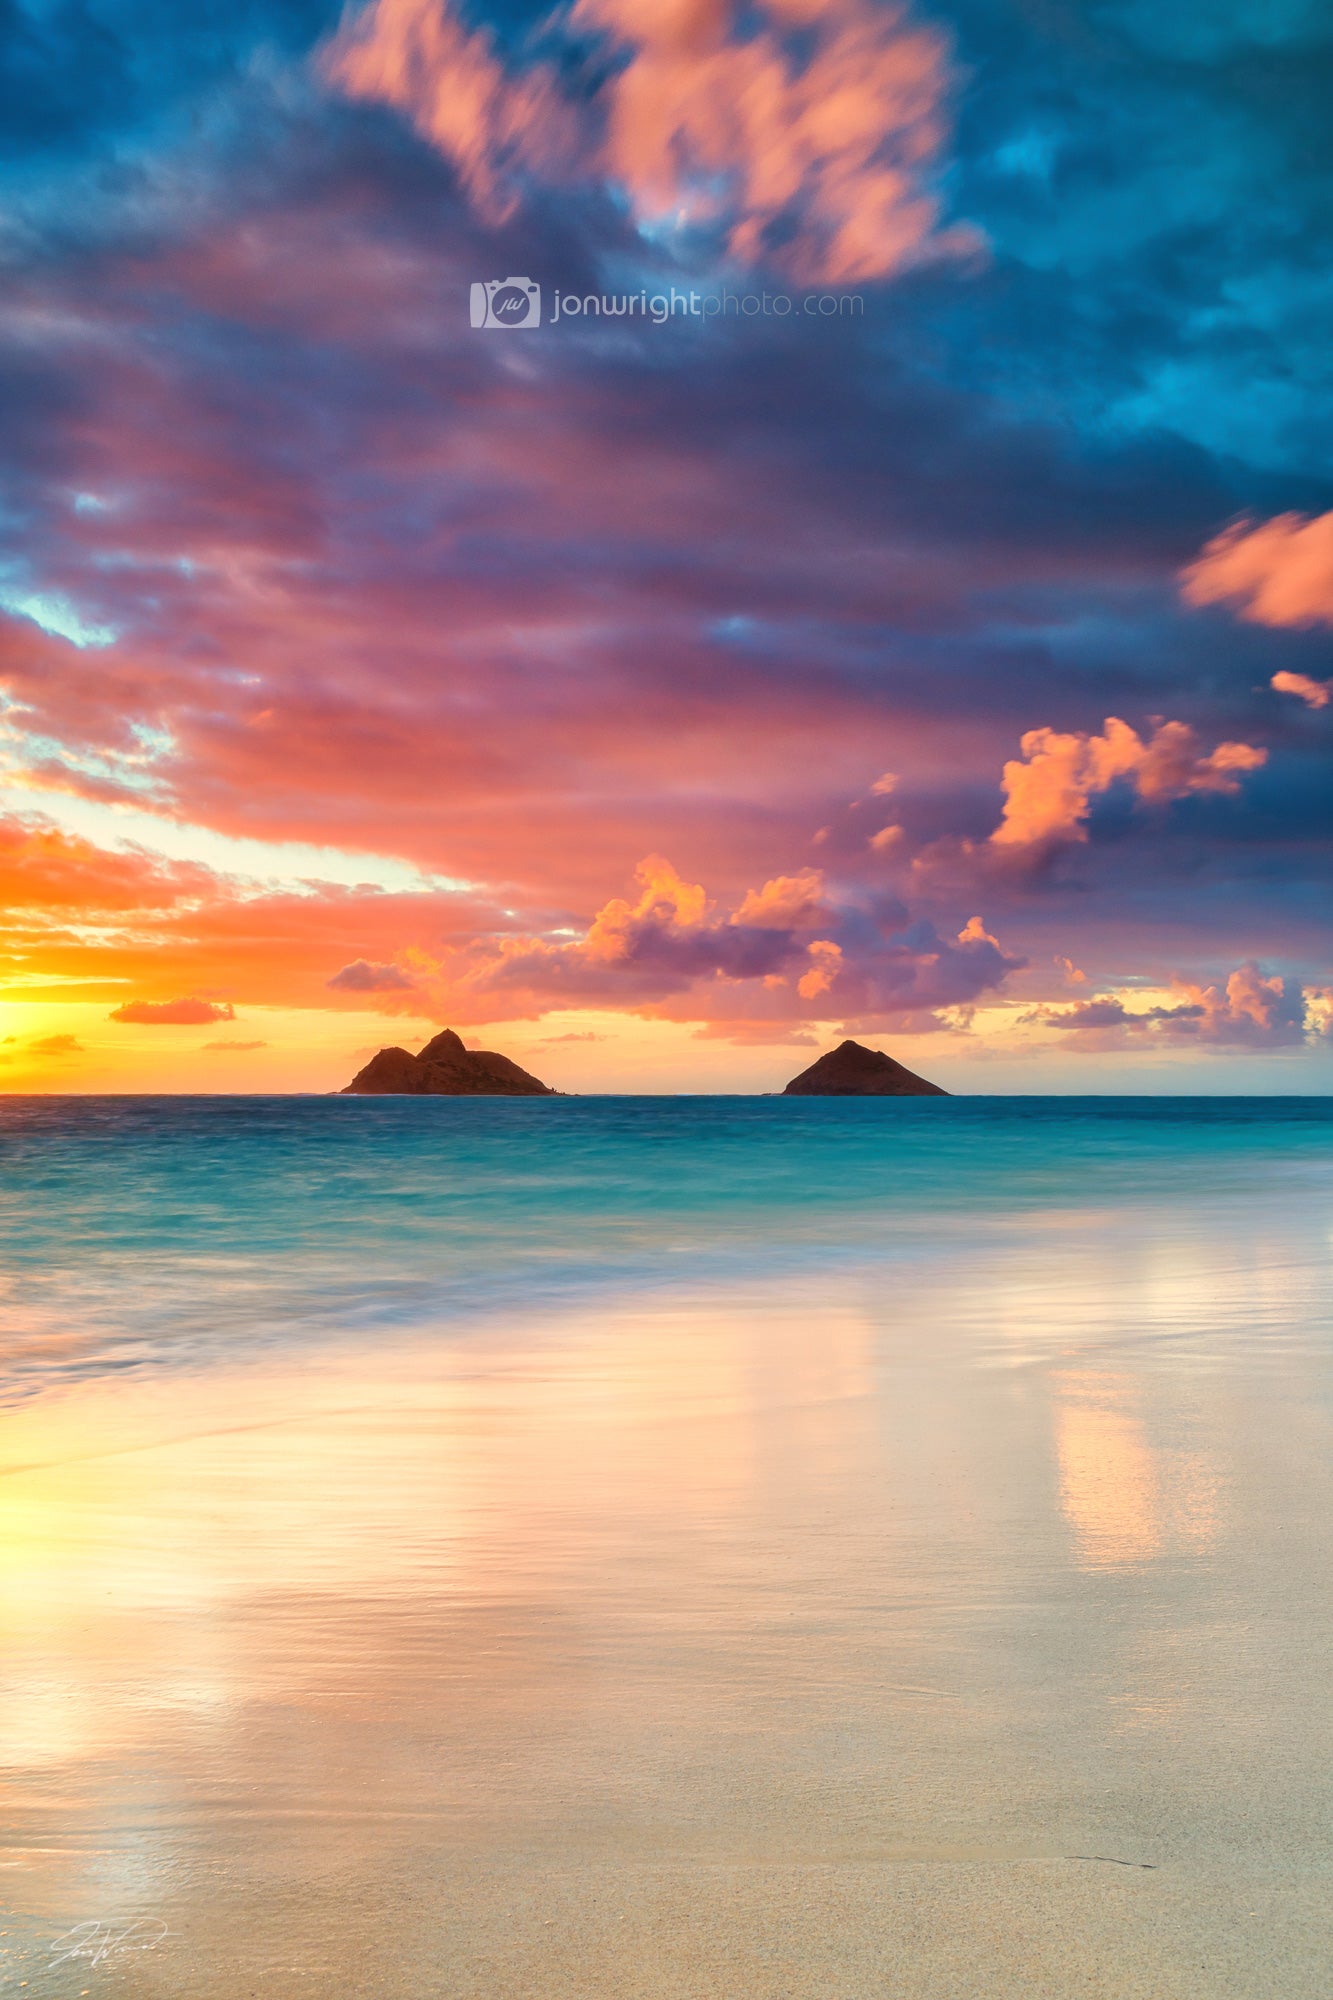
top-left (1055, 1373), bottom-right (1223, 1572)
top-left (0, 1230), bottom-right (1330, 1999)
top-left (1057, 1383), bottom-right (1164, 1569)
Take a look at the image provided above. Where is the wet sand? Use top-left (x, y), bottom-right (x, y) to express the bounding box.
top-left (0, 1230), bottom-right (1330, 1997)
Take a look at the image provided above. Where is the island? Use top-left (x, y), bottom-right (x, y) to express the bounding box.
top-left (342, 1028), bottom-right (556, 1096)
top-left (782, 1039), bottom-right (948, 1096)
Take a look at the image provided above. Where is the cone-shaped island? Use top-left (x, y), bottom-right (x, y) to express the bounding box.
top-left (782, 1039), bottom-right (947, 1096)
top-left (343, 1029), bottom-right (555, 1096)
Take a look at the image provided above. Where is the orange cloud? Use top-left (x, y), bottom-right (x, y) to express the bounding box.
top-left (732, 868), bottom-right (826, 927)
top-left (1271, 670), bottom-right (1332, 710)
top-left (324, 0), bottom-right (963, 281)
top-left (1181, 511), bottom-right (1333, 628)
top-left (27, 1033), bottom-right (83, 1056)
top-left (0, 812), bottom-right (508, 1020)
top-left (796, 937), bottom-right (842, 998)
top-left (0, 816), bottom-right (217, 915)
top-left (583, 854), bottom-right (712, 963)
top-left (110, 998), bottom-right (236, 1025)
top-left (991, 717), bottom-right (1266, 848)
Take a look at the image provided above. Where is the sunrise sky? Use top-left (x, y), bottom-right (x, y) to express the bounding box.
top-left (2, 0), bottom-right (1331, 1093)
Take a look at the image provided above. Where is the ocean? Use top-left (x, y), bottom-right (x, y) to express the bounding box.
top-left (1, 1096), bottom-right (1330, 1997)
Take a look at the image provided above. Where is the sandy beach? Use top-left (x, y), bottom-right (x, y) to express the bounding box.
top-left (1, 1182), bottom-right (1329, 1997)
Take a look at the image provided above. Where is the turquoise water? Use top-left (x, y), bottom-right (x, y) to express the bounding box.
top-left (0, 1095), bottom-right (1330, 1397)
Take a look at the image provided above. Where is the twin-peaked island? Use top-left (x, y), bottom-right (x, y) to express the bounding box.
top-left (343, 1029), bottom-right (947, 1097)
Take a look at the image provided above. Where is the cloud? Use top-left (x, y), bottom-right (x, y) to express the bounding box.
top-left (0, 2), bottom-right (1328, 1083)
top-left (0, 816), bottom-right (220, 916)
top-left (1181, 512), bottom-right (1333, 629)
top-left (732, 868), bottom-right (827, 928)
top-left (202, 1039), bottom-right (267, 1051)
top-left (1271, 671), bottom-right (1332, 710)
top-left (421, 854), bottom-right (1022, 1024)
top-left (323, 0), bottom-right (577, 225)
top-left (109, 997), bottom-right (236, 1024)
top-left (323, 0), bottom-right (965, 280)
top-left (486, 854), bottom-right (800, 996)
top-left (797, 937), bottom-right (842, 1000)
top-left (1034, 963), bottom-right (1313, 1049)
top-left (27, 1033), bottom-right (83, 1055)
top-left (869, 823), bottom-right (904, 853)
top-left (1040, 997), bottom-right (1149, 1033)
top-left (1180, 963), bottom-right (1310, 1048)
top-left (991, 717), bottom-right (1266, 848)
top-left (326, 958), bottom-right (416, 992)
top-left (690, 1021), bottom-right (818, 1045)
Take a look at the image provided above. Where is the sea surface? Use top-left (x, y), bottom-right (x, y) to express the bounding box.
top-left (0, 1096), bottom-right (1330, 1998)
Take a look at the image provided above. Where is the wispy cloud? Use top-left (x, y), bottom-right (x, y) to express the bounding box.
top-left (110, 997), bottom-right (235, 1025)
top-left (323, 0), bottom-right (967, 281)
top-left (1182, 512), bottom-right (1333, 629)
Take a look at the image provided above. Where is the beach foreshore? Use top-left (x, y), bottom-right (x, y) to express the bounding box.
top-left (1, 1219), bottom-right (1329, 1998)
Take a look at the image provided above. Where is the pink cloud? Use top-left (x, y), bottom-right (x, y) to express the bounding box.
top-left (868, 823), bottom-right (904, 853)
top-left (323, 0), bottom-right (965, 281)
top-left (0, 373), bottom-right (965, 917)
top-left (1034, 963), bottom-right (1311, 1049)
top-left (323, 0), bottom-right (576, 225)
top-left (326, 959), bottom-right (416, 992)
top-left (1181, 511), bottom-right (1333, 629)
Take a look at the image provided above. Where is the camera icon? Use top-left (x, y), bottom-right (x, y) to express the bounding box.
top-left (469, 277), bottom-right (542, 330)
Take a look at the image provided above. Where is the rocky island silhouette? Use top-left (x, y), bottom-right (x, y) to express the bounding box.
top-left (343, 1029), bottom-right (556, 1096)
top-left (782, 1039), bottom-right (948, 1096)
top-left (342, 1031), bottom-right (946, 1096)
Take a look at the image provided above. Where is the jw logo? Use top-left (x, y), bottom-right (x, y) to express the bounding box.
top-left (469, 278), bottom-right (541, 329)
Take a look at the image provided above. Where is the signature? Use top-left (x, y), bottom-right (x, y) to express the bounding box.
top-left (49, 1919), bottom-right (170, 1968)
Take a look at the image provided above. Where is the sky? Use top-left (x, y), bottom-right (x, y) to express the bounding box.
top-left (1, 0), bottom-right (1331, 1094)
